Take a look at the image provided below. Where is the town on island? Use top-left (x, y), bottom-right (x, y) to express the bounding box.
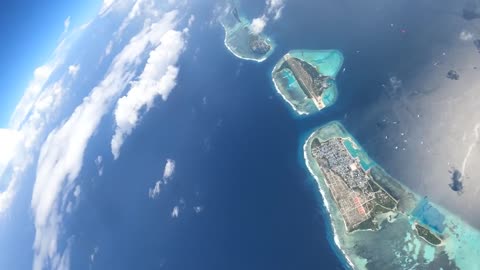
top-left (218, 1), bottom-right (480, 269)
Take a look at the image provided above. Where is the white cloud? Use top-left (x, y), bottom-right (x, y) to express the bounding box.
top-left (116, 0), bottom-right (159, 38)
top-left (31, 10), bottom-right (181, 270)
top-left (73, 185), bottom-right (81, 198)
top-left (148, 181), bottom-right (162, 199)
top-left (248, 0), bottom-right (285, 34)
top-left (90, 246), bottom-right (99, 263)
top-left (171, 206), bottom-right (180, 218)
top-left (99, 0), bottom-right (116, 15)
top-left (95, 155), bottom-right (104, 176)
top-left (105, 40), bottom-right (114, 56)
top-left (0, 71), bottom-right (68, 218)
top-left (250, 16), bottom-right (267, 35)
top-left (65, 202), bottom-right (73, 214)
top-left (193, 206), bottom-right (203, 214)
top-left (9, 35), bottom-right (73, 130)
top-left (460, 30), bottom-right (474, 41)
top-left (64, 16), bottom-right (71, 32)
top-left (68, 64), bottom-right (80, 76)
top-left (163, 159), bottom-right (176, 181)
top-left (0, 129), bottom-right (20, 177)
top-left (10, 65), bottom-right (55, 129)
top-left (0, 167), bottom-right (22, 215)
top-left (110, 29), bottom-right (187, 159)
top-left (266, 0), bottom-right (285, 20)
top-left (148, 159), bottom-right (176, 199)
top-left (188, 15), bottom-right (195, 27)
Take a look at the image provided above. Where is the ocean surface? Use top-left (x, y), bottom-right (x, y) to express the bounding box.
top-left (4, 0), bottom-right (480, 269)
top-left (78, 0), bottom-right (478, 268)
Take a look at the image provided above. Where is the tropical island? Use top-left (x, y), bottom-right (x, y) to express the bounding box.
top-left (304, 121), bottom-right (480, 269)
top-left (272, 50), bottom-right (343, 115)
top-left (218, 3), bottom-right (275, 62)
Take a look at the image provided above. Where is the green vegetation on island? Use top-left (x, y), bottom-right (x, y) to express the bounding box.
top-left (310, 136), bottom-right (397, 232)
top-left (218, 2), bottom-right (275, 62)
top-left (415, 223), bottom-right (442, 246)
top-left (272, 50), bottom-right (343, 115)
top-left (304, 121), bottom-right (480, 270)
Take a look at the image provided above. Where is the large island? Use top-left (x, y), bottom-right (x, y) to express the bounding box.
top-left (304, 122), bottom-right (480, 269)
top-left (218, 2), bottom-right (275, 62)
top-left (272, 50), bottom-right (343, 115)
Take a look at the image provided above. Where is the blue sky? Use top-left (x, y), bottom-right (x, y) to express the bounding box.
top-left (0, 0), bottom-right (101, 127)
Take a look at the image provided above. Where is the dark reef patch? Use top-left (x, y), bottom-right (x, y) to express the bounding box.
top-left (448, 168), bottom-right (464, 194)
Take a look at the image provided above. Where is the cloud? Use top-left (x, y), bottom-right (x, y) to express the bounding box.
top-left (10, 65), bottom-right (55, 129)
top-left (266, 0), bottom-right (285, 20)
top-left (0, 129), bottom-right (24, 216)
top-left (0, 168), bottom-right (22, 215)
top-left (250, 16), bottom-right (267, 35)
top-left (0, 129), bottom-right (20, 177)
top-left (0, 55), bottom-right (73, 218)
top-left (249, 0), bottom-right (286, 34)
top-left (171, 206), bottom-right (180, 218)
top-left (95, 155), bottom-right (104, 176)
top-left (68, 64), bottom-right (80, 76)
top-left (163, 159), bottom-right (176, 180)
top-left (193, 206), bottom-right (203, 214)
top-left (9, 33), bottom-right (75, 130)
top-left (73, 185), bottom-right (81, 198)
top-left (148, 159), bottom-right (176, 199)
top-left (110, 28), bottom-right (187, 159)
top-left (460, 30), bottom-right (474, 41)
top-left (99, 0), bottom-right (116, 15)
top-left (188, 15), bottom-right (195, 27)
top-left (64, 16), bottom-right (71, 32)
top-left (148, 181), bottom-right (162, 199)
top-left (31, 10), bottom-right (181, 270)
top-left (105, 40), bottom-right (114, 56)
top-left (90, 246), bottom-right (99, 263)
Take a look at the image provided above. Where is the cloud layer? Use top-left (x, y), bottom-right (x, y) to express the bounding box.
top-left (111, 29), bottom-right (187, 159)
top-left (31, 7), bottom-right (186, 270)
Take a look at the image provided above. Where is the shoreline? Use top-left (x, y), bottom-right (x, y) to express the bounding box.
top-left (220, 23), bottom-right (273, 63)
top-left (271, 51), bottom-right (343, 115)
top-left (271, 69), bottom-right (310, 116)
top-left (303, 122), bottom-right (480, 269)
top-left (303, 131), bottom-right (356, 270)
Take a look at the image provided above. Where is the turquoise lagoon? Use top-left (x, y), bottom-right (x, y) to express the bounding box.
top-left (218, 2), bottom-right (275, 62)
top-left (272, 50), bottom-right (344, 115)
top-left (304, 121), bottom-right (480, 270)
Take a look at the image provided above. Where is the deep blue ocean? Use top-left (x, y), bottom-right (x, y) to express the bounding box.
top-left (5, 0), bottom-right (471, 269)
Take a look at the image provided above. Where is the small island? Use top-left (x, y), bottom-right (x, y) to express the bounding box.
top-left (218, 3), bottom-right (275, 62)
top-left (272, 50), bottom-right (344, 115)
top-left (304, 122), bottom-right (480, 269)
top-left (414, 223), bottom-right (442, 246)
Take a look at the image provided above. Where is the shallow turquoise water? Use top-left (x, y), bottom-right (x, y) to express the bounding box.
top-left (218, 5), bottom-right (275, 62)
top-left (272, 49), bottom-right (344, 115)
top-left (289, 50), bottom-right (344, 77)
top-left (321, 85), bottom-right (337, 109)
top-left (411, 198), bottom-right (446, 234)
top-left (304, 121), bottom-right (480, 269)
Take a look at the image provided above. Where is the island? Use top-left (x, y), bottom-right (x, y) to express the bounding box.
top-left (218, 2), bottom-right (275, 62)
top-left (304, 121), bottom-right (480, 270)
top-left (272, 50), bottom-right (344, 115)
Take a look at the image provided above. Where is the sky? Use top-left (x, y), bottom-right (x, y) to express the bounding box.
top-left (0, 0), bottom-right (101, 126)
